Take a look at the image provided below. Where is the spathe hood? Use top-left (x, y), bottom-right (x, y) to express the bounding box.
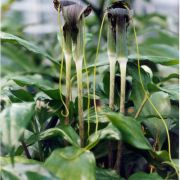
top-left (53, 0), bottom-right (91, 43)
top-left (53, 0), bottom-right (91, 24)
top-left (106, 1), bottom-right (133, 24)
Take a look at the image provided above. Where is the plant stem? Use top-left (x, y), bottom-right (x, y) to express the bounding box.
top-left (115, 141), bottom-right (123, 172)
top-left (109, 55), bottom-right (116, 109)
top-left (119, 59), bottom-right (127, 114)
top-left (108, 141), bottom-right (113, 168)
top-left (107, 8), bottom-right (117, 168)
top-left (135, 93), bottom-right (148, 119)
top-left (115, 14), bottom-right (128, 173)
top-left (75, 60), bottom-right (84, 147)
top-left (34, 118), bottom-right (43, 161)
top-left (108, 55), bottom-right (116, 168)
top-left (21, 141), bottom-right (31, 159)
top-left (65, 53), bottom-right (72, 125)
top-left (115, 58), bottom-right (127, 173)
top-left (83, 19), bottom-right (91, 138)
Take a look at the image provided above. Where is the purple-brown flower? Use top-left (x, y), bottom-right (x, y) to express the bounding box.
top-left (53, 0), bottom-right (91, 46)
top-left (106, 1), bottom-right (133, 58)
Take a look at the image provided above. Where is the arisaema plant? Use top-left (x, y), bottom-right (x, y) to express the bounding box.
top-left (54, 0), bottom-right (92, 147)
top-left (0, 0), bottom-right (179, 179)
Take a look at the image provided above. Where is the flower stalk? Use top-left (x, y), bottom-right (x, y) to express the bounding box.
top-left (119, 59), bottom-right (127, 113)
top-left (116, 15), bottom-right (129, 175)
top-left (109, 57), bottom-right (116, 108)
top-left (75, 60), bottom-right (84, 146)
top-left (107, 15), bottom-right (117, 168)
top-left (106, 1), bottom-right (132, 173)
top-left (107, 17), bottom-right (116, 110)
top-left (116, 14), bottom-right (128, 114)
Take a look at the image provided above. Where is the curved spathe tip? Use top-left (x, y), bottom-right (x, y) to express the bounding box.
top-left (106, 1), bottom-right (133, 23)
top-left (53, 0), bottom-right (76, 11)
top-left (53, 0), bottom-right (92, 24)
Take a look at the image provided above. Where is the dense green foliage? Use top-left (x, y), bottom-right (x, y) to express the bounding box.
top-left (0, 0), bottom-right (179, 179)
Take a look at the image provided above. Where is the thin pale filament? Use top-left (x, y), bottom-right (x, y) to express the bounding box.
top-left (93, 13), bottom-right (107, 135)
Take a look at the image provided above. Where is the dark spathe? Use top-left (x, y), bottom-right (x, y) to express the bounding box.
top-left (53, 0), bottom-right (91, 43)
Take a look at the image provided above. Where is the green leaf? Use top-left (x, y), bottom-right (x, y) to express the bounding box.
top-left (84, 106), bottom-right (112, 124)
top-left (35, 98), bottom-right (62, 125)
top-left (161, 84), bottom-right (179, 101)
top-left (96, 168), bottom-right (124, 180)
top-left (148, 83), bottom-right (179, 101)
top-left (82, 62), bottom-right (108, 74)
top-left (1, 45), bottom-right (36, 72)
top-left (0, 102), bottom-right (35, 148)
top-left (45, 146), bottom-right (96, 180)
top-left (162, 159), bottom-right (179, 171)
top-left (131, 81), bottom-right (171, 117)
top-left (12, 75), bottom-right (62, 100)
top-left (83, 55), bottom-right (178, 78)
top-left (143, 92), bottom-right (171, 117)
top-left (0, 156), bottom-right (39, 170)
top-left (127, 63), bottom-right (151, 87)
top-left (39, 125), bottom-right (80, 147)
top-left (128, 55), bottom-right (178, 66)
top-left (142, 118), bottom-right (171, 149)
top-left (142, 28), bottom-right (178, 47)
top-left (27, 125), bottom-right (80, 147)
top-left (41, 89), bottom-right (61, 101)
top-left (106, 113), bottom-right (152, 150)
top-left (141, 44), bottom-right (179, 59)
top-left (151, 151), bottom-right (178, 174)
top-left (10, 89), bottom-right (34, 102)
top-left (130, 80), bottom-right (146, 116)
top-left (88, 123), bottom-right (121, 143)
top-left (152, 155), bottom-right (179, 177)
top-left (1, 163), bottom-right (58, 180)
top-left (81, 55), bottom-right (178, 80)
top-left (128, 172), bottom-right (163, 180)
top-left (160, 73), bottom-right (179, 83)
top-left (13, 75), bottom-right (52, 89)
top-left (0, 31), bottom-right (58, 65)
top-left (153, 151), bottom-right (170, 162)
